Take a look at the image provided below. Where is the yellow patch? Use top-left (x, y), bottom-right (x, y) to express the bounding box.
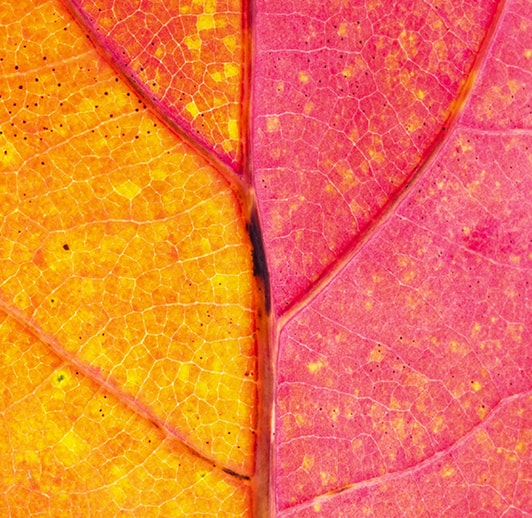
top-left (126, 367), bottom-right (145, 387)
top-left (213, 95), bottom-right (225, 107)
top-left (402, 270), bottom-right (415, 283)
top-left (301, 454), bottom-right (315, 471)
top-left (55, 431), bottom-right (90, 467)
top-left (183, 35), bottom-right (201, 50)
top-left (298, 71), bottom-right (310, 83)
top-left (477, 404), bottom-right (488, 420)
top-left (185, 101), bottom-right (200, 118)
top-left (228, 119), bottom-right (239, 140)
top-left (149, 168), bottom-right (168, 181)
top-left (222, 139), bottom-right (233, 152)
top-left (211, 71), bottom-right (223, 82)
top-left (196, 381), bottom-right (208, 399)
top-left (197, 14), bottom-right (216, 31)
top-left (223, 35), bottom-right (237, 53)
top-left (308, 359), bottom-right (324, 373)
top-left (320, 471), bottom-right (334, 485)
top-left (441, 465), bottom-right (455, 477)
top-left (337, 22), bottom-right (348, 36)
top-left (224, 62), bottom-right (239, 78)
top-left (368, 344), bottom-right (384, 362)
top-left (516, 439), bottom-right (528, 455)
top-left (0, 140), bottom-right (19, 167)
top-left (266, 117), bottom-right (280, 131)
top-left (114, 180), bottom-right (141, 200)
top-left (51, 369), bottom-right (70, 388)
top-left (431, 415), bottom-right (444, 434)
top-left (177, 363), bottom-right (190, 382)
top-left (204, 0), bottom-right (216, 13)
top-left (470, 380), bottom-right (482, 392)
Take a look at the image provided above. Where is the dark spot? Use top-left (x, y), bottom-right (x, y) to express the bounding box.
top-left (62, 243), bottom-right (70, 250)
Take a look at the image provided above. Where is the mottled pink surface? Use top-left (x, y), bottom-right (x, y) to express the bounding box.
top-left (271, 0), bottom-right (532, 514)
top-left (252, 0), bottom-right (500, 315)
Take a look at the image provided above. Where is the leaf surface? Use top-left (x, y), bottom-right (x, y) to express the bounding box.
top-left (0, 0), bottom-right (531, 516)
top-left (252, 0), bottom-right (502, 314)
top-left (0, 0), bottom-right (257, 514)
top-left (263, 0), bottom-right (532, 514)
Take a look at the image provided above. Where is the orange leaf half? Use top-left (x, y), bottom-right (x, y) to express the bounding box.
top-left (0, 0), bottom-right (258, 514)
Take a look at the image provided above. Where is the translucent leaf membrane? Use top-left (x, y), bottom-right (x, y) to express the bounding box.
top-left (0, 312), bottom-right (251, 515)
top-left (66, 0), bottom-right (245, 170)
top-left (0, 0), bottom-right (257, 510)
top-left (274, 0), bottom-right (532, 513)
top-left (252, 0), bottom-right (499, 314)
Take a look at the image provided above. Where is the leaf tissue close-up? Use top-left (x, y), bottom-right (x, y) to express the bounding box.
top-left (0, 0), bottom-right (530, 516)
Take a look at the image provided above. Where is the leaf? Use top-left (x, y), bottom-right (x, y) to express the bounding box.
top-left (0, 0), bottom-right (257, 514)
top-left (1, 0), bottom-right (531, 517)
top-left (253, 0), bottom-right (532, 514)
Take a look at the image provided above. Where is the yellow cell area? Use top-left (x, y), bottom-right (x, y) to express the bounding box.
top-left (113, 179), bottom-right (142, 200)
top-left (197, 13), bottom-right (216, 31)
top-left (211, 70), bottom-right (224, 82)
top-left (337, 22), bottom-right (348, 37)
top-left (228, 119), bottom-right (239, 140)
top-left (470, 380), bottom-right (482, 392)
top-left (441, 464), bottom-right (456, 478)
top-left (320, 471), bottom-right (336, 486)
top-left (301, 454), bottom-right (315, 471)
top-left (391, 416), bottom-right (409, 441)
top-left (0, 0), bottom-right (257, 482)
top-left (266, 116), bottom-right (280, 131)
top-left (183, 34), bottom-right (201, 50)
top-left (431, 415), bottom-right (445, 434)
top-left (185, 100), bottom-right (200, 118)
top-left (398, 30), bottom-right (420, 59)
top-left (224, 35), bottom-right (238, 53)
top-left (303, 101), bottom-right (314, 115)
top-left (299, 71), bottom-right (310, 83)
top-left (224, 62), bottom-right (240, 78)
top-left (0, 313), bottom-right (251, 515)
top-left (307, 359), bottom-right (325, 374)
top-left (368, 344), bottom-right (384, 362)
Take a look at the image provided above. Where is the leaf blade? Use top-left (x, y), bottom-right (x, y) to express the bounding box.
top-left (0, 0), bottom-right (257, 513)
top-left (272, 0), bottom-right (532, 513)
